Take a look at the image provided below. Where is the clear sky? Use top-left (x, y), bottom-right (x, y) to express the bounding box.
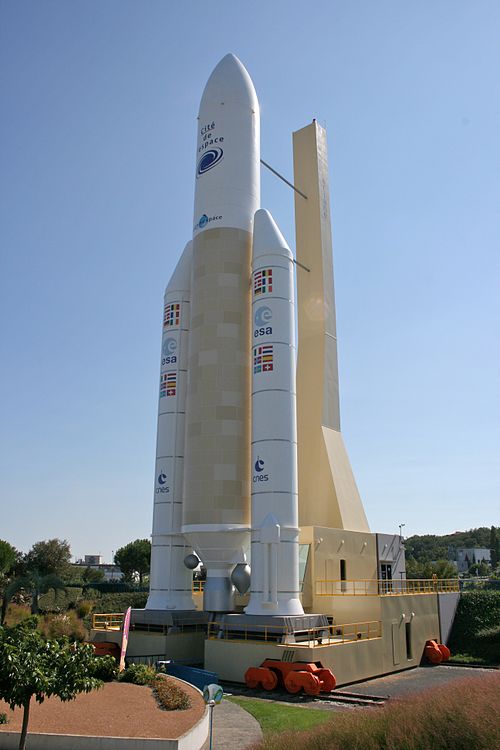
top-left (1, 0), bottom-right (499, 562)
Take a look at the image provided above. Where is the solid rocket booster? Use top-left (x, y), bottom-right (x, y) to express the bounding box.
top-left (181, 54), bottom-right (260, 611)
top-left (146, 242), bottom-right (195, 611)
top-left (246, 210), bottom-right (304, 616)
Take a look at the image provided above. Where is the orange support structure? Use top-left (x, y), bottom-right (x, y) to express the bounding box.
top-left (244, 659), bottom-right (336, 694)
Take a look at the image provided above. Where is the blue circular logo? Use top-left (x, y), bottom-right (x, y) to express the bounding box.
top-left (255, 306), bottom-right (272, 327)
top-left (158, 472), bottom-right (168, 485)
top-left (254, 458), bottom-right (265, 473)
top-left (199, 214), bottom-right (208, 228)
top-left (162, 337), bottom-right (177, 356)
top-left (197, 148), bottom-right (223, 176)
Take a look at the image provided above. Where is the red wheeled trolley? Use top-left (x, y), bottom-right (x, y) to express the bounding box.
top-left (245, 659), bottom-right (336, 695)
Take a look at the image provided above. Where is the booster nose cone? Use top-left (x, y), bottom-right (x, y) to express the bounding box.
top-left (253, 209), bottom-right (293, 260)
top-left (200, 53), bottom-right (259, 111)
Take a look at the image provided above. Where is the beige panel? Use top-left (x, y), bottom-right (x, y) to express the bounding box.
top-left (183, 227), bottom-right (252, 528)
top-left (293, 121), bottom-right (369, 532)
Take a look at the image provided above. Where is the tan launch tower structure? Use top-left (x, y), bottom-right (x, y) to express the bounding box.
top-left (293, 122), bottom-right (370, 533)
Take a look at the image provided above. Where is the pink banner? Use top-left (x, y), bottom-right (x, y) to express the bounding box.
top-left (119, 607), bottom-right (132, 672)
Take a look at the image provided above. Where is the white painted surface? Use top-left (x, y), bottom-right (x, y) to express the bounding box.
top-left (246, 209), bottom-right (303, 616)
top-left (193, 53), bottom-right (260, 235)
top-left (147, 242), bottom-right (195, 611)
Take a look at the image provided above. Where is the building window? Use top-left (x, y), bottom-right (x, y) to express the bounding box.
top-left (405, 622), bottom-right (412, 659)
top-left (340, 559), bottom-right (347, 592)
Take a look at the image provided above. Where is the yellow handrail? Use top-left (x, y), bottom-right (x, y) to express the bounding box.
top-left (92, 612), bottom-right (125, 630)
top-left (315, 578), bottom-right (460, 597)
top-left (207, 619), bottom-right (382, 647)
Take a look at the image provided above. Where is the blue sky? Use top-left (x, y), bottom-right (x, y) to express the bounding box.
top-left (1, 0), bottom-right (499, 562)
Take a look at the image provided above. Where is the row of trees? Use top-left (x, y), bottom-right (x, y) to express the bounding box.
top-left (0, 538), bottom-right (152, 624)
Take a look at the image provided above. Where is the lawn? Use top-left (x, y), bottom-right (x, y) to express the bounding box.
top-left (227, 696), bottom-right (335, 734)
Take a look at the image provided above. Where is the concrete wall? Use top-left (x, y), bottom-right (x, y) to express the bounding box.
top-left (437, 592), bottom-right (460, 644)
top-left (301, 526), bottom-right (381, 623)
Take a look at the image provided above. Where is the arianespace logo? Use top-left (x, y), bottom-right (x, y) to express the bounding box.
top-left (253, 457), bottom-right (269, 483)
top-left (197, 148), bottom-right (223, 177)
top-left (162, 337), bottom-right (177, 366)
top-left (194, 213), bottom-right (222, 231)
top-left (254, 306), bottom-right (273, 338)
top-left (156, 471), bottom-right (170, 494)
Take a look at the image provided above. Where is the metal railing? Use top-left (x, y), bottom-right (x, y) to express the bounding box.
top-left (92, 612), bottom-right (125, 630)
top-left (315, 578), bottom-right (460, 597)
top-left (207, 619), bottom-right (381, 647)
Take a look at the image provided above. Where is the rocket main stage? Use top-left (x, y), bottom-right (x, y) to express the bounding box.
top-left (147, 53), bottom-right (304, 617)
top-left (95, 53), bottom-right (459, 689)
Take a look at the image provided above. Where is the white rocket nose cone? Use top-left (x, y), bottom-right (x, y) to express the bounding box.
top-left (253, 209), bottom-right (293, 260)
top-left (200, 53), bottom-right (259, 109)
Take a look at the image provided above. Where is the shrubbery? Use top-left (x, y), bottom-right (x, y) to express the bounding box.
top-left (38, 611), bottom-right (87, 641)
top-left (118, 663), bottom-right (157, 685)
top-left (253, 673), bottom-right (500, 750)
top-left (153, 675), bottom-right (191, 711)
top-left (449, 590), bottom-right (500, 663)
top-left (89, 655), bottom-right (118, 682)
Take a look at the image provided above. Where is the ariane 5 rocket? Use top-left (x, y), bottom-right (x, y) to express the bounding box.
top-left (147, 54), bottom-right (302, 616)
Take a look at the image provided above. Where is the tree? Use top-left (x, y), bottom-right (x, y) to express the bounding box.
top-left (114, 539), bottom-right (151, 584)
top-left (24, 539), bottom-right (72, 578)
top-left (83, 566), bottom-right (105, 583)
top-left (0, 541), bottom-right (17, 577)
top-left (0, 618), bottom-right (106, 750)
top-left (490, 526), bottom-right (499, 569)
top-left (0, 572), bottom-right (65, 624)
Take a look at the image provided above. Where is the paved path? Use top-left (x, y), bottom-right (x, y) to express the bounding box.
top-left (201, 698), bottom-right (263, 750)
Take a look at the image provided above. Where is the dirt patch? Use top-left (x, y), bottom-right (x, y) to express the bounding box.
top-left (0, 680), bottom-right (205, 739)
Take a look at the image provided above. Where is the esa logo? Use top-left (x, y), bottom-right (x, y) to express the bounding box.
top-left (254, 306), bottom-right (273, 338)
top-left (156, 471), bottom-right (170, 494)
top-left (253, 457), bottom-right (269, 483)
top-left (162, 337), bottom-right (177, 366)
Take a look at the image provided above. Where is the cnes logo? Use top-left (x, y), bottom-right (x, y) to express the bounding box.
top-left (156, 471), bottom-right (170, 494)
top-left (253, 457), bottom-right (269, 483)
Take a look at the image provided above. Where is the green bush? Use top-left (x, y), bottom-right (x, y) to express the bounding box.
top-left (38, 611), bottom-right (87, 641)
top-left (89, 655), bottom-right (118, 682)
top-left (76, 600), bottom-right (94, 618)
top-left (91, 593), bottom-right (148, 614)
top-left (0, 712), bottom-right (8, 724)
top-left (38, 586), bottom-right (83, 613)
top-left (153, 675), bottom-right (191, 711)
top-left (449, 590), bottom-right (500, 663)
top-left (118, 663), bottom-right (156, 685)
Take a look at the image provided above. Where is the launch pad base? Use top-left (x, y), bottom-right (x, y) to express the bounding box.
top-left (210, 613), bottom-right (330, 644)
top-left (131, 609), bottom-right (209, 633)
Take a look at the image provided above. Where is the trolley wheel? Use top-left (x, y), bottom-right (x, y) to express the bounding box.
top-left (284, 671), bottom-right (303, 694)
top-left (261, 668), bottom-right (278, 691)
top-left (303, 673), bottom-right (321, 696)
top-left (318, 668), bottom-right (336, 692)
top-left (438, 644), bottom-right (450, 661)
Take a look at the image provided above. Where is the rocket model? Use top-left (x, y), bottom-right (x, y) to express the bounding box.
top-left (148, 54), bottom-right (303, 616)
top-left (246, 210), bottom-right (303, 616)
top-left (181, 54), bottom-right (260, 612)
top-left (146, 242), bottom-right (195, 610)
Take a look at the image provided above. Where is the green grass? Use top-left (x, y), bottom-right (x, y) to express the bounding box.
top-left (448, 653), bottom-right (488, 665)
top-left (227, 696), bottom-right (334, 734)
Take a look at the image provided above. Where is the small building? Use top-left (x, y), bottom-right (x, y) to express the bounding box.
top-left (455, 548), bottom-right (491, 573)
